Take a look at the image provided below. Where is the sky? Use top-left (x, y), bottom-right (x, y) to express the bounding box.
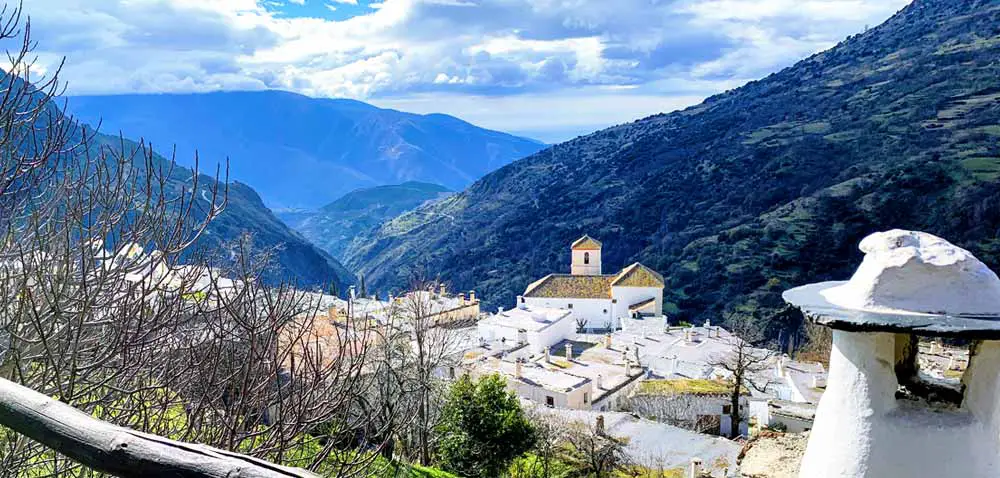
top-left (28, 0), bottom-right (911, 143)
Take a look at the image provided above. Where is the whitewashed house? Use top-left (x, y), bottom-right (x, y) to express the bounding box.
top-left (477, 305), bottom-right (575, 355)
top-left (521, 236), bottom-right (665, 330)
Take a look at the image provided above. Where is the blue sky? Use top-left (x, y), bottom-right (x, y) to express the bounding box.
top-left (28, 0), bottom-right (911, 143)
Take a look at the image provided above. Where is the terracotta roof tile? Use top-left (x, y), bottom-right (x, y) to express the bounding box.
top-left (611, 263), bottom-right (665, 288)
top-left (524, 274), bottom-right (615, 299)
top-left (571, 235), bottom-right (603, 250)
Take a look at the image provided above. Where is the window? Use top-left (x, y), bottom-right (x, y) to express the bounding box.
top-left (603, 309), bottom-right (607, 314)
top-left (722, 405), bottom-right (732, 415)
top-left (546, 396), bottom-right (555, 407)
top-left (448, 367), bottom-right (456, 380)
top-left (520, 296), bottom-right (525, 303)
top-left (568, 303), bottom-right (574, 309)
top-left (584, 252), bottom-right (590, 264)
top-left (583, 393), bottom-right (589, 404)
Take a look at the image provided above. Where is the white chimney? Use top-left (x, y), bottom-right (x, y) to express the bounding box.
top-left (515, 359), bottom-right (523, 379)
top-left (689, 458), bottom-right (703, 478)
top-left (545, 347), bottom-right (551, 362)
top-left (596, 374), bottom-right (603, 390)
top-left (776, 357), bottom-right (786, 378)
top-left (439, 283), bottom-right (447, 297)
top-left (565, 343), bottom-right (573, 361)
top-left (469, 290), bottom-right (476, 302)
top-left (704, 319), bottom-right (711, 328)
top-left (518, 296), bottom-right (526, 309)
top-left (349, 285), bottom-right (357, 301)
top-left (498, 306), bottom-right (505, 314)
top-left (625, 360), bottom-right (632, 376)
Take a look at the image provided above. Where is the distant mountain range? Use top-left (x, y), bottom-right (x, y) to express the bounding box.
top-left (88, 130), bottom-right (357, 292)
top-left (66, 91), bottom-right (545, 209)
top-left (278, 181), bottom-right (452, 262)
top-left (344, 0), bottom-right (1000, 343)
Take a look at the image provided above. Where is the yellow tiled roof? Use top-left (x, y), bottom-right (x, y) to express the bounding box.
top-left (571, 235), bottom-right (602, 250)
top-left (611, 262), bottom-right (665, 288)
top-left (523, 274), bottom-right (614, 299)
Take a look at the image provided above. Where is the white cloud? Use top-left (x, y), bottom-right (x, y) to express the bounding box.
top-left (288, 0), bottom-right (306, 5)
top-left (27, 0), bottom-right (912, 141)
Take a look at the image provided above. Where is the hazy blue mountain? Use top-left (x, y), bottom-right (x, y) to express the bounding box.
top-left (278, 181), bottom-right (452, 261)
top-left (87, 129), bottom-right (357, 291)
top-left (344, 0), bottom-right (1000, 344)
top-left (66, 91), bottom-right (545, 209)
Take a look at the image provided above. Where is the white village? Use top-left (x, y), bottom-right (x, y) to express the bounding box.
top-left (266, 231), bottom-right (984, 477)
top-left (3, 2), bottom-right (999, 476)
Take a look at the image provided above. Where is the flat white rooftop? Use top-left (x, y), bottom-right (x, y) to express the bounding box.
top-left (479, 305), bottom-right (572, 332)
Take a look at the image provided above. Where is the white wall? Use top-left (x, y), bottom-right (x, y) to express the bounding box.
top-left (527, 316), bottom-right (576, 354)
top-left (611, 286), bottom-right (663, 319)
top-left (571, 249), bottom-right (601, 275)
top-left (523, 297), bottom-right (615, 330)
top-left (506, 377), bottom-right (593, 410)
top-left (478, 321), bottom-right (520, 344)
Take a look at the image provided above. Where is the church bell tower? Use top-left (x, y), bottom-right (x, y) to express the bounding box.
top-left (571, 235), bottom-right (602, 275)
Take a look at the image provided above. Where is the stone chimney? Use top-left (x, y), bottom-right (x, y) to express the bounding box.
top-left (605, 333), bottom-right (613, 348)
top-left (327, 306), bottom-right (337, 322)
top-left (469, 290), bottom-right (476, 302)
top-left (625, 360), bottom-right (632, 377)
top-left (595, 415), bottom-right (605, 436)
top-left (565, 343), bottom-right (573, 361)
top-left (514, 359), bottom-right (523, 379)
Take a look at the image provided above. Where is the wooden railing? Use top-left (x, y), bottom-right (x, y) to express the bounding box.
top-left (0, 377), bottom-right (318, 478)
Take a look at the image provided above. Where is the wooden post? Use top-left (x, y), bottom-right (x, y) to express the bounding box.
top-left (0, 377), bottom-right (319, 478)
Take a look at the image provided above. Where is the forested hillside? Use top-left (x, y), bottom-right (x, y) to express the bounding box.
top-left (279, 181), bottom-right (451, 261)
top-left (345, 0), bottom-right (1000, 342)
top-left (86, 129), bottom-right (357, 291)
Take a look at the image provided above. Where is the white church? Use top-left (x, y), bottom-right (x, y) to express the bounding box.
top-left (517, 235), bottom-right (665, 331)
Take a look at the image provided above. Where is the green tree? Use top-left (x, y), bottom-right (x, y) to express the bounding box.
top-left (434, 374), bottom-right (536, 477)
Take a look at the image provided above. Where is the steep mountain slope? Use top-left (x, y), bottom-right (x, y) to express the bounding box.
top-left (278, 181), bottom-right (451, 261)
top-left (89, 129), bottom-right (357, 291)
top-left (66, 91), bottom-right (544, 209)
top-left (345, 0), bottom-right (1000, 342)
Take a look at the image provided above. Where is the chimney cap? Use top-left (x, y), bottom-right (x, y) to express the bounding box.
top-left (785, 230), bottom-right (1000, 337)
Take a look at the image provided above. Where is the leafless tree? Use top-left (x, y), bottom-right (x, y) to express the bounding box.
top-left (507, 408), bottom-right (567, 478)
top-left (394, 277), bottom-right (464, 466)
top-left (562, 418), bottom-right (631, 478)
top-left (710, 313), bottom-right (775, 439)
top-left (0, 5), bottom-right (402, 476)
